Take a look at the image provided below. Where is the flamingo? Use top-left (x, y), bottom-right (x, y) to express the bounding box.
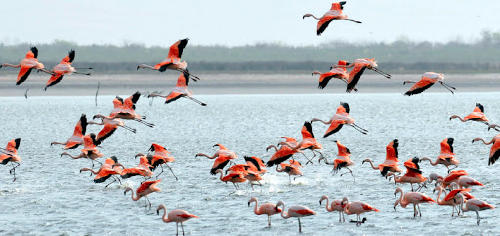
top-left (403, 72), bottom-right (455, 95)
top-left (342, 197), bottom-right (379, 226)
top-left (244, 156), bottom-right (267, 175)
top-left (310, 102), bottom-right (368, 137)
top-left (278, 122), bottom-right (323, 164)
top-left (157, 204), bottom-right (198, 236)
top-left (137, 38), bottom-right (200, 81)
top-left (51, 114), bottom-right (88, 150)
top-left (214, 169), bottom-right (246, 189)
top-left (303, 1), bottom-right (361, 36)
top-left (109, 92), bottom-right (155, 128)
top-left (195, 144), bottom-right (237, 175)
top-left (387, 157), bottom-right (427, 191)
top-left (276, 200), bottom-right (316, 233)
top-left (472, 134), bottom-right (500, 165)
top-left (456, 176), bottom-right (483, 189)
top-left (44, 50), bottom-right (92, 90)
top-left (311, 67), bottom-right (349, 89)
top-left (455, 193), bottom-right (495, 225)
top-left (60, 133), bottom-right (104, 167)
top-left (0, 138), bottom-right (21, 182)
top-left (319, 195), bottom-right (346, 222)
top-left (450, 103), bottom-right (493, 128)
top-left (90, 114), bottom-right (137, 145)
top-left (0, 47), bottom-right (53, 85)
top-left (420, 137), bottom-right (459, 173)
top-left (147, 71), bottom-right (206, 106)
top-left (276, 160), bottom-right (303, 184)
top-left (124, 179), bottom-right (161, 209)
top-left (119, 154), bottom-right (154, 179)
top-left (79, 156), bottom-right (123, 188)
top-left (266, 137), bottom-right (306, 167)
top-left (437, 170), bottom-right (469, 188)
top-left (394, 187), bottom-right (435, 218)
top-left (248, 197), bottom-right (282, 227)
top-left (362, 139), bottom-right (402, 177)
top-left (143, 143), bottom-right (178, 180)
top-left (433, 185), bottom-right (463, 216)
top-left (345, 58), bottom-right (391, 93)
top-left (318, 140), bottom-right (355, 180)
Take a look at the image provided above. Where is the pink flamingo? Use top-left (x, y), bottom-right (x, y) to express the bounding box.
top-left (433, 186), bottom-right (461, 216)
top-left (455, 193), bottom-right (495, 225)
top-left (456, 176), bottom-right (483, 189)
top-left (394, 187), bottom-right (435, 218)
top-left (124, 179), bottom-right (161, 209)
top-left (319, 195), bottom-right (346, 222)
top-left (157, 204), bottom-right (198, 236)
top-left (248, 197), bottom-right (282, 227)
top-left (342, 197), bottom-right (379, 225)
top-left (276, 200), bottom-right (316, 233)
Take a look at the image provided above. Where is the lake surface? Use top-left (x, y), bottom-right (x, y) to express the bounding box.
top-left (0, 92), bottom-right (498, 235)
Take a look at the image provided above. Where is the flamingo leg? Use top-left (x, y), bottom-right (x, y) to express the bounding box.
top-left (105, 178), bottom-right (116, 188)
top-left (439, 82), bottom-right (455, 94)
top-left (344, 18), bottom-right (362, 23)
top-left (417, 204), bottom-right (422, 217)
top-left (371, 67), bottom-right (392, 78)
top-left (181, 222), bottom-right (185, 236)
top-left (298, 218), bottom-right (302, 233)
top-left (165, 164), bottom-right (179, 181)
top-left (185, 96), bottom-right (207, 106)
top-left (268, 215), bottom-right (271, 227)
top-left (340, 167), bottom-right (355, 182)
top-left (413, 204), bottom-right (417, 218)
top-left (475, 210), bottom-right (480, 225)
top-left (176, 222), bottom-right (179, 236)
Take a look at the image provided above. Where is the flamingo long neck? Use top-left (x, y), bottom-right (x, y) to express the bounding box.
top-left (280, 204), bottom-right (290, 218)
top-left (306, 14), bottom-right (321, 20)
top-left (422, 157), bottom-right (438, 166)
top-left (275, 165), bottom-right (284, 172)
top-left (323, 198), bottom-right (333, 212)
top-left (218, 171), bottom-right (224, 181)
top-left (398, 190), bottom-right (405, 205)
top-left (159, 206), bottom-right (171, 223)
top-left (252, 200), bottom-right (260, 215)
top-left (81, 168), bottom-right (98, 175)
top-left (198, 153), bottom-right (216, 159)
top-left (436, 188), bottom-right (444, 204)
top-left (364, 159), bottom-right (378, 170)
top-left (126, 188), bottom-right (140, 201)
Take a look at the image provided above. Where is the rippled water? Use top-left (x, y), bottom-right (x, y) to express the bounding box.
top-left (0, 92), bottom-right (499, 235)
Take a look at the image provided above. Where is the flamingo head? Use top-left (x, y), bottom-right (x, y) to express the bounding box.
top-left (248, 197), bottom-right (257, 207)
top-left (319, 195), bottom-right (328, 205)
top-left (394, 187), bottom-right (403, 197)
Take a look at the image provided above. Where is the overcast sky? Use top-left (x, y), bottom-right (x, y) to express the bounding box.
top-left (1, 0), bottom-right (498, 47)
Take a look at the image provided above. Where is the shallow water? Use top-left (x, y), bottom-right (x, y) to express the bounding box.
top-left (0, 92), bottom-right (498, 235)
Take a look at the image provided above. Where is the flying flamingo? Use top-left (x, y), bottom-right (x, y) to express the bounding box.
top-left (342, 197), bottom-right (379, 226)
top-left (319, 195), bottom-right (346, 222)
top-left (44, 50), bottom-right (92, 90)
top-left (157, 204), bottom-right (198, 236)
top-left (109, 92), bottom-right (155, 128)
top-left (0, 138), bottom-right (21, 182)
top-left (403, 72), bottom-right (455, 95)
top-left (318, 140), bottom-right (355, 180)
top-left (60, 133), bottom-right (104, 167)
top-left (420, 137), bottom-right (459, 173)
top-left (90, 114), bottom-right (137, 145)
top-left (394, 187), bottom-right (435, 218)
top-left (276, 200), bottom-right (316, 233)
top-left (362, 139), bottom-right (402, 177)
top-left (311, 102), bottom-right (368, 137)
top-left (278, 122), bottom-right (324, 164)
top-left (244, 156), bottom-right (267, 175)
top-left (276, 160), bottom-right (303, 184)
top-left (118, 154), bottom-right (153, 179)
top-left (195, 144), bottom-right (237, 175)
top-left (124, 179), bottom-right (161, 209)
top-left (387, 157), bottom-right (427, 191)
top-left (142, 143), bottom-right (178, 180)
top-left (248, 197), bottom-right (282, 227)
top-left (214, 169), bottom-right (246, 189)
top-left (433, 185), bottom-right (463, 216)
top-left (345, 58), bottom-right (391, 93)
top-left (79, 156), bottom-right (123, 188)
top-left (472, 134), bottom-right (500, 165)
top-left (0, 47), bottom-right (53, 85)
top-left (51, 114), bottom-right (88, 149)
top-left (147, 71), bottom-right (207, 106)
top-left (311, 66), bottom-right (349, 89)
top-left (303, 1), bottom-right (361, 36)
top-left (455, 193), bottom-right (495, 225)
top-left (137, 38), bottom-right (200, 81)
top-left (450, 103), bottom-right (494, 128)
top-left (266, 137), bottom-right (306, 167)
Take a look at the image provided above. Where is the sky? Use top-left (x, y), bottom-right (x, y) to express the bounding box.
top-left (1, 0), bottom-right (499, 47)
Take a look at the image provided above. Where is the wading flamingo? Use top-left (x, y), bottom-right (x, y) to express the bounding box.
top-left (403, 72), bottom-right (455, 95)
top-left (44, 50), bottom-right (92, 90)
top-left (248, 197), bottom-right (282, 227)
top-left (276, 160), bottom-right (303, 184)
top-left (387, 157), bottom-right (427, 191)
top-left (311, 102), bottom-right (368, 137)
top-left (394, 187), bottom-right (435, 218)
top-left (276, 200), bottom-right (316, 233)
top-left (420, 137), bottom-right (459, 173)
top-left (137, 38), bottom-right (200, 81)
top-left (195, 144), bottom-right (237, 175)
top-left (124, 179), bottom-right (161, 209)
top-left (266, 137), bottom-right (306, 167)
top-left (472, 134), bottom-right (500, 165)
top-left (109, 92), bottom-right (155, 127)
top-left (455, 193), bottom-right (495, 225)
top-left (362, 139), bottom-right (402, 177)
top-left (0, 47), bottom-right (53, 85)
top-left (345, 58), bottom-right (391, 93)
top-left (456, 176), bottom-right (483, 189)
top-left (157, 204), bottom-right (198, 236)
top-left (0, 138), bottom-right (21, 182)
top-left (90, 114), bottom-right (137, 145)
top-left (319, 195), bottom-right (346, 222)
top-left (433, 185), bottom-right (462, 216)
top-left (79, 156), bottom-right (123, 188)
top-left (318, 140), bottom-right (355, 180)
top-left (215, 169), bottom-right (246, 189)
top-left (278, 122), bottom-right (323, 163)
top-left (51, 114), bottom-right (88, 149)
top-left (342, 197), bottom-right (379, 226)
top-left (450, 103), bottom-right (493, 128)
top-left (303, 1), bottom-right (361, 36)
top-left (60, 133), bottom-right (104, 167)
top-left (436, 170), bottom-right (468, 188)
top-left (148, 71), bottom-right (206, 106)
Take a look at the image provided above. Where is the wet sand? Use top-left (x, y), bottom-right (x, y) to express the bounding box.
top-left (0, 73), bottom-right (499, 97)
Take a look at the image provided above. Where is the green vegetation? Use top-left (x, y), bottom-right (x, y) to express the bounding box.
top-left (1, 31), bottom-right (499, 73)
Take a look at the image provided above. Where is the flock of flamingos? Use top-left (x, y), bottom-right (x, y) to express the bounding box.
top-left (0, 1), bottom-right (498, 235)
